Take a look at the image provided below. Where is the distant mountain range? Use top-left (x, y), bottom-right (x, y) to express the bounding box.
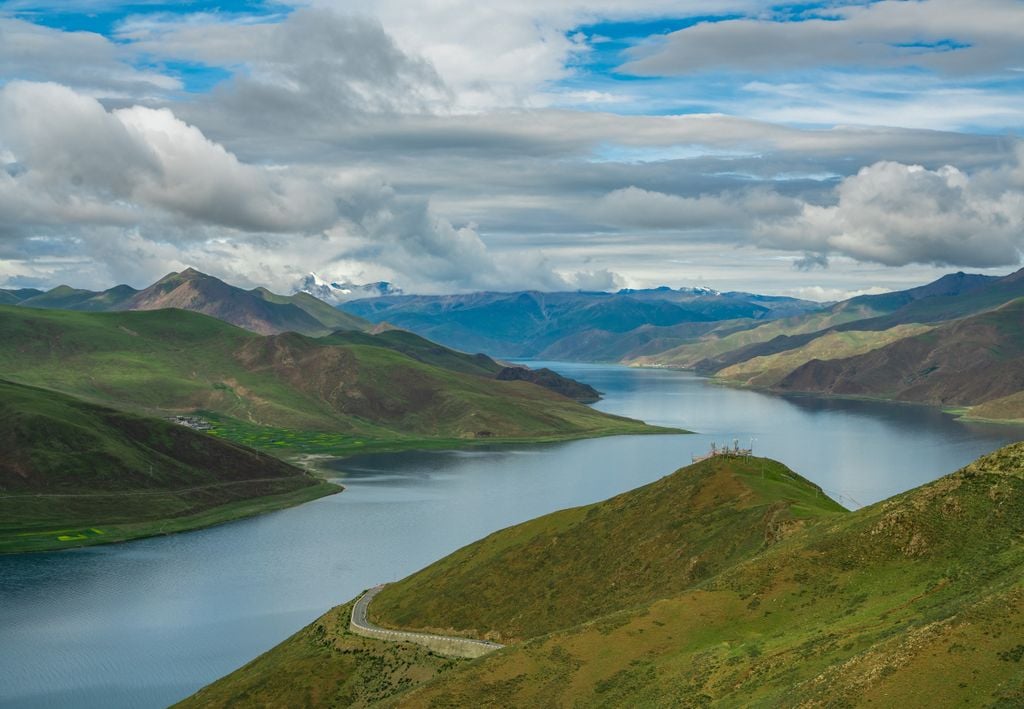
top-left (1, 268), bottom-right (369, 336)
top-left (629, 268), bottom-right (1024, 420)
top-left (292, 273), bottom-right (402, 304)
top-left (9, 265), bottom-right (1023, 421)
top-left (340, 287), bottom-right (826, 358)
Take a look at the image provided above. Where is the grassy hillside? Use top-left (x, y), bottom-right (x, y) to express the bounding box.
top-left (716, 323), bottom-right (934, 387)
top-left (370, 455), bottom-right (844, 643)
top-left (964, 391), bottom-right (1024, 422)
top-left (0, 379), bottom-right (337, 553)
top-left (186, 443), bottom-right (1024, 707)
top-left (628, 305), bottom-right (879, 369)
top-left (779, 297), bottom-right (1024, 407)
top-left (631, 269), bottom-right (1015, 372)
top-left (0, 306), bottom-right (667, 458)
top-left (174, 602), bottom-right (463, 709)
top-left (396, 443), bottom-right (1024, 707)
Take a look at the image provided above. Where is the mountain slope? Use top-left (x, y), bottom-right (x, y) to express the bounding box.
top-left (14, 269), bottom-right (371, 336)
top-left (399, 444), bottom-right (1024, 707)
top-left (184, 443), bottom-right (1024, 707)
top-left (0, 379), bottom-right (337, 553)
top-left (19, 283), bottom-right (139, 311)
top-left (0, 305), bottom-right (666, 455)
top-left (0, 287), bottom-right (43, 305)
top-left (121, 268), bottom-right (359, 335)
top-left (778, 297), bottom-right (1024, 406)
top-left (342, 289), bottom-right (822, 358)
top-left (370, 455), bottom-right (844, 643)
top-left (634, 269), bottom-right (1020, 372)
top-left (716, 323), bottom-right (935, 388)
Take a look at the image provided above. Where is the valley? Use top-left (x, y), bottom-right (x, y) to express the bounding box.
top-left (341, 268), bottom-right (1024, 423)
top-left (2, 362), bottom-right (1021, 708)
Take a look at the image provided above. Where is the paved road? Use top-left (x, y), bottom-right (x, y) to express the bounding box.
top-left (350, 584), bottom-right (504, 658)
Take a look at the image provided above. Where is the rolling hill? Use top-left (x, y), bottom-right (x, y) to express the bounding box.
top-left (180, 442), bottom-right (1024, 707)
top-left (0, 378), bottom-right (338, 553)
top-left (16, 268), bottom-right (369, 336)
top-left (0, 305), bottom-right (666, 458)
top-left (777, 297), bottom-right (1024, 408)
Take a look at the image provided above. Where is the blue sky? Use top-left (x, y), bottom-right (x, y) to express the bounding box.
top-left (1, 1), bottom-right (1022, 296)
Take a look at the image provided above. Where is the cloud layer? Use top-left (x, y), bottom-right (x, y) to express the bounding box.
top-left (0, 2), bottom-right (1022, 297)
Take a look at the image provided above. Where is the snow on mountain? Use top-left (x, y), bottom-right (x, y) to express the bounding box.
top-left (293, 273), bottom-right (402, 304)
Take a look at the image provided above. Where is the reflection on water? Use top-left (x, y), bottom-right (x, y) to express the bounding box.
top-left (1, 364), bottom-right (1022, 708)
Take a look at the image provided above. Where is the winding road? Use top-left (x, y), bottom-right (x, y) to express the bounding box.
top-left (350, 584), bottom-right (504, 659)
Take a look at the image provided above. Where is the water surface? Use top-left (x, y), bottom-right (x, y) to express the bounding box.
top-left (1, 364), bottom-right (1021, 708)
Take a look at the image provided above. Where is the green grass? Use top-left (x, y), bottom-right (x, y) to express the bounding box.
top-left (715, 323), bottom-right (934, 387)
top-left (0, 305), bottom-right (670, 443)
top-left (174, 602), bottom-right (464, 709)
top-left (0, 378), bottom-right (339, 553)
top-left (1, 481), bottom-right (339, 554)
top-left (204, 413), bottom-right (674, 459)
top-left (629, 305), bottom-right (882, 368)
top-left (187, 443), bottom-right (1024, 707)
top-left (369, 455), bottom-right (844, 643)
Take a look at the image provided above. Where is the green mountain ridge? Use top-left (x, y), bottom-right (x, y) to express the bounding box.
top-left (0, 305), bottom-right (665, 454)
top-left (777, 296), bottom-right (1024, 409)
top-left (15, 268), bottom-right (370, 336)
top-left (180, 442), bottom-right (1024, 707)
top-left (0, 378), bottom-right (337, 553)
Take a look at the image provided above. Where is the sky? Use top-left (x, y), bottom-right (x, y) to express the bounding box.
top-left (1, 1), bottom-right (1023, 299)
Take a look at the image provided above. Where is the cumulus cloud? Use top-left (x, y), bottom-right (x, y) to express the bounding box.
top-left (591, 148), bottom-right (1024, 270)
top-left (0, 81), bottom-right (339, 233)
top-left (0, 80), bottom-right (593, 293)
top-left (770, 159), bottom-right (1024, 268)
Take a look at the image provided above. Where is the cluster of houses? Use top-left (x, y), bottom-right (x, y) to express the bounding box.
top-left (167, 415), bottom-right (212, 431)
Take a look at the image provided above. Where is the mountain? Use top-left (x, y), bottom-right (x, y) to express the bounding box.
top-left (626, 269), bottom-right (1024, 421)
top-left (321, 329), bottom-right (601, 402)
top-left (19, 283), bottom-right (139, 311)
top-left (293, 273), bottom-right (402, 305)
top-left (0, 305), bottom-right (667, 456)
top-left (14, 269), bottom-right (369, 336)
top-left (341, 289), bottom-right (825, 359)
top-left (181, 443), bottom-right (1024, 707)
top-left (632, 270), bottom-right (1015, 372)
top-left (0, 287), bottom-right (43, 305)
top-left (0, 378), bottom-right (337, 553)
top-left (715, 322), bottom-right (935, 387)
top-left (777, 296), bottom-right (1024, 409)
top-left (121, 268), bottom-right (368, 335)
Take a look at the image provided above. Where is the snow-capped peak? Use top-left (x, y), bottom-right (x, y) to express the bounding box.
top-left (293, 273), bottom-right (402, 304)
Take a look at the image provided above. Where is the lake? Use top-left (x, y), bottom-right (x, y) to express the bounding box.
top-left (2, 363), bottom-right (1022, 708)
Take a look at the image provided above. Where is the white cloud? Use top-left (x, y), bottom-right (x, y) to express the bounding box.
top-left (589, 147), bottom-right (1024, 270)
top-left (769, 159), bottom-right (1024, 268)
top-left (595, 185), bottom-right (801, 231)
top-left (0, 17), bottom-right (180, 97)
top-left (0, 80), bottom-right (599, 293)
top-left (623, 0), bottom-right (1024, 78)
